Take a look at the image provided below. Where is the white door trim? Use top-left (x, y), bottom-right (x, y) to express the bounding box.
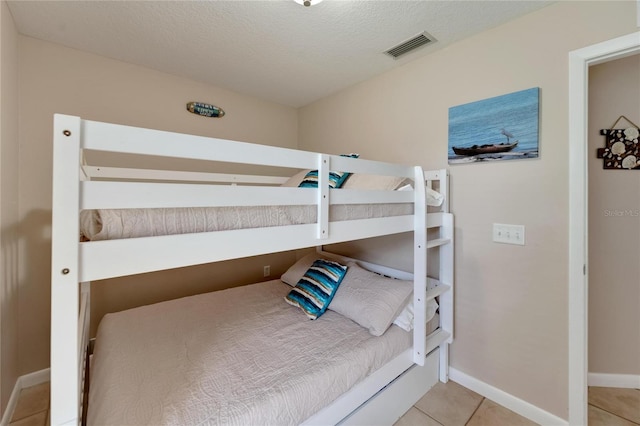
top-left (568, 31), bottom-right (640, 426)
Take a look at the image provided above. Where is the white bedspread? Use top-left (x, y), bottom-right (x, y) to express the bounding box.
top-left (80, 204), bottom-right (413, 241)
top-left (87, 280), bottom-right (415, 426)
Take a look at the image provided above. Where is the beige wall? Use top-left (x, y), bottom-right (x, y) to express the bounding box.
top-left (18, 37), bottom-right (299, 375)
top-left (0, 0), bottom-right (20, 416)
top-left (8, 0), bottom-right (639, 419)
top-left (588, 54), bottom-right (640, 375)
top-left (299, 1), bottom-right (638, 419)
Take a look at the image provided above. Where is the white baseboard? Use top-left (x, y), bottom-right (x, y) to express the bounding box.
top-left (588, 372), bottom-right (640, 389)
top-left (449, 367), bottom-right (568, 426)
top-left (1, 369), bottom-right (50, 426)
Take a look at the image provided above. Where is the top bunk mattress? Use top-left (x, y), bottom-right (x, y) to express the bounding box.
top-left (80, 203), bottom-right (413, 241)
top-left (79, 184), bottom-right (444, 241)
top-left (88, 279), bottom-right (417, 425)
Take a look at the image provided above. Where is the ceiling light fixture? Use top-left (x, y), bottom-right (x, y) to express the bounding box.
top-left (294, 0), bottom-right (323, 7)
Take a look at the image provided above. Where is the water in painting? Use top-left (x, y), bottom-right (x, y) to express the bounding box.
top-left (448, 87), bottom-right (539, 164)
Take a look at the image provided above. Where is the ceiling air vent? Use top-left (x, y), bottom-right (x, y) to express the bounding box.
top-left (384, 32), bottom-right (435, 59)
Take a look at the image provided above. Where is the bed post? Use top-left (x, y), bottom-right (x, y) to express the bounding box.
top-left (412, 166), bottom-right (427, 365)
top-left (439, 212), bottom-right (454, 382)
top-left (317, 154), bottom-right (330, 239)
top-left (51, 114), bottom-right (82, 426)
top-left (437, 169), bottom-right (453, 382)
top-left (439, 168), bottom-right (449, 214)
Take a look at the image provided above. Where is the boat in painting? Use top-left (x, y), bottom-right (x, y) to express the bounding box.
top-left (452, 141), bottom-right (518, 156)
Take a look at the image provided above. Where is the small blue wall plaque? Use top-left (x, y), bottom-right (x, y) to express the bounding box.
top-left (186, 102), bottom-right (225, 118)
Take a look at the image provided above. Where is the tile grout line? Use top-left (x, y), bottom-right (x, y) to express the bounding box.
top-left (411, 404), bottom-right (445, 425)
top-left (9, 408), bottom-right (48, 425)
top-left (8, 382), bottom-right (50, 425)
top-left (588, 402), bottom-right (640, 425)
top-left (464, 397), bottom-right (486, 426)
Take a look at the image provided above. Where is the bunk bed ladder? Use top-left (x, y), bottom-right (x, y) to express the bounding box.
top-left (420, 169), bottom-right (454, 382)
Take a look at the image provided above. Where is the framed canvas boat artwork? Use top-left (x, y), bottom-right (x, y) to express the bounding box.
top-left (448, 87), bottom-right (539, 164)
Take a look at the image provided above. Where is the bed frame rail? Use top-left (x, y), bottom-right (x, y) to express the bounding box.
top-left (80, 116), bottom-right (412, 176)
top-left (78, 181), bottom-right (414, 210)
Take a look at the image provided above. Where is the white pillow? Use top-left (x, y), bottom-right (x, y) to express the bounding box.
top-left (341, 174), bottom-right (407, 191)
top-left (427, 187), bottom-right (444, 206)
top-left (280, 252), bottom-right (322, 286)
top-left (393, 298), bottom-right (439, 332)
top-left (282, 255), bottom-right (437, 335)
top-left (396, 183), bottom-right (444, 207)
top-left (281, 169), bottom-right (312, 187)
top-left (328, 262), bottom-right (413, 336)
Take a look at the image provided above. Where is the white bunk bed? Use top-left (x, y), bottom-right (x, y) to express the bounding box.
top-left (50, 114), bottom-right (454, 426)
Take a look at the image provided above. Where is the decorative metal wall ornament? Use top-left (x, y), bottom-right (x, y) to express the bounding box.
top-left (186, 102), bottom-right (225, 118)
top-left (597, 115), bottom-right (640, 170)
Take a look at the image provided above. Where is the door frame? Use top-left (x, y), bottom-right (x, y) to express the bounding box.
top-left (568, 31), bottom-right (640, 426)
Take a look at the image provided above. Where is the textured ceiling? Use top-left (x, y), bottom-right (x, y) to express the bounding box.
top-left (7, 0), bottom-right (553, 107)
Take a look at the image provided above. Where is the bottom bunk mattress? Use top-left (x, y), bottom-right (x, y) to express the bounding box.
top-left (88, 279), bottom-right (437, 425)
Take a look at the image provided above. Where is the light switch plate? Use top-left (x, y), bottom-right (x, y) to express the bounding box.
top-left (493, 223), bottom-right (525, 245)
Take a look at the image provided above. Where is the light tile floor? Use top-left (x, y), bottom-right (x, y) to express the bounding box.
top-left (394, 382), bottom-right (640, 426)
top-left (9, 382), bottom-right (49, 426)
top-left (588, 387), bottom-right (640, 426)
top-left (395, 380), bottom-right (537, 426)
top-left (8, 380), bottom-right (640, 425)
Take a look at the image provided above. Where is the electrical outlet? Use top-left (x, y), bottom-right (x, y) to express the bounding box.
top-left (263, 265), bottom-right (271, 277)
top-left (493, 223), bottom-right (525, 245)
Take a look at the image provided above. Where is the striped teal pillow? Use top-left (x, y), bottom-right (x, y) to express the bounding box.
top-left (284, 259), bottom-right (348, 320)
top-left (298, 154), bottom-right (359, 189)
